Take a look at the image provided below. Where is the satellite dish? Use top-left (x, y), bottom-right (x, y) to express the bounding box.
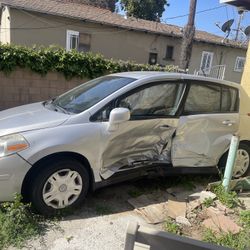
top-left (221, 19), bottom-right (234, 33)
top-left (244, 26), bottom-right (250, 37)
top-left (215, 19), bottom-right (234, 42)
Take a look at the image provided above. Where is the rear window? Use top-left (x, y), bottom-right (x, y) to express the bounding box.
top-left (184, 82), bottom-right (239, 114)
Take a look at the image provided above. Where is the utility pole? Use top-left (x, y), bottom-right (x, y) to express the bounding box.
top-left (235, 8), bottom-right (244, 41)
top-left (180, 0), bottom-right (197, 71)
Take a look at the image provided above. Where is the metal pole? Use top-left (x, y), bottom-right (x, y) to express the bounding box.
top-left (222, 135), bottom-right (240, 192)
top-left (235, 10), bottom-right (244, 41)
top-left (180, 0), bottom-right (197, 71)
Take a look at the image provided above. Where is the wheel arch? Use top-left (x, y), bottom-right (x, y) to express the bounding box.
top-left (218, 140), bottom-right (250, 169)
top-left (21, 152), bottom-right (95, 201)
top-left (240, 140), bottom-right (250, 147)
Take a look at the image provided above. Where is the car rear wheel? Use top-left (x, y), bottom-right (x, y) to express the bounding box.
top-left (219, 142), bottom-right (250, 178)
top-left (30, 158), bottom-right (89, 215)
top-left (233, 144), bottom-right (250, 178)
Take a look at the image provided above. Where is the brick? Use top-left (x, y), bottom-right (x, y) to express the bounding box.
top-left (32, 79), bottom-right (49, 88)
top-left (205, 206), bottom-right (224, 218)
top-left (14, 79), bottom-right (31, 87)
top-left (11, 70), bottom-right (23, 79)
top-left (167, 197), bottom-right (187, 219)
top-left (202, 215), bottom-right (242, 234)
top-left (47, 72), bottom-right (58, 81)
top-left (188, 191), bottom-right (216, 211)
top-left (49, 80), bottom-right (61, 89)
top-left (176, 216), bottom-right (191, 227)
top-left (29, 87), bottom-right (41, 95)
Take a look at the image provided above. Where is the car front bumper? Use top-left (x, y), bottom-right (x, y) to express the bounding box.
top-left (0, 154), bottom-right (32, 201)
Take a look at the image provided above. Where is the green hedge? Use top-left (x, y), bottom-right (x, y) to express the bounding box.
top-left (0, 44), bottom-right (177, 79)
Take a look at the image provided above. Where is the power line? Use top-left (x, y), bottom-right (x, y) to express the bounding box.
top-left (163, 5), bottom-right (225, 22)
top-left (0, 9), bottom-right (111, 31)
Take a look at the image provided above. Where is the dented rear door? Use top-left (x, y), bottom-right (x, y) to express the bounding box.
top-left (172, 81), bottom-right (239, 167)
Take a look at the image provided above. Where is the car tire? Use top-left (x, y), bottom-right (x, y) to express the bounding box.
top-left (30, 158), bottom-right (89, 215)
top-left (218, 142), bottom-right (250, 178)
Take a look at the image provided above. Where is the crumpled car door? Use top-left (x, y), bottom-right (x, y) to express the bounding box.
top-left (98, 81), bottom-right (186, 179)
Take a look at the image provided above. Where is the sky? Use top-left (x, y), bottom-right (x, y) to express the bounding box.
top-left (162, 0), bottom-right (250, 38)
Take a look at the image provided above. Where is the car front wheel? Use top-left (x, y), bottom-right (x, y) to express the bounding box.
top-left (30, 158), bottom-right (89, 214)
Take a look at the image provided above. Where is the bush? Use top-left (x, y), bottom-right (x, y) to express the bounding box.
top-left (203, 229), bottom-right (250, 250)
top-left (0, 44), bottom-right (178, 79)
top-left (0, 194), bottom-right (47, 249)
top-left (211, 184), bottom-right (240, 208)
top-left (164, 219), bottom-right (182, 235)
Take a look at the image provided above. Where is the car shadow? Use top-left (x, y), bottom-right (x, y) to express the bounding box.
top-left (61, 174), bottom-right (219, 222)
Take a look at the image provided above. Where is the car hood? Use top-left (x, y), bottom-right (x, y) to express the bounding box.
top-left (0, 102), bottom-right (70, 137)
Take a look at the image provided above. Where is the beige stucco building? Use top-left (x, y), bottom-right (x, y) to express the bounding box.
top-left (221, 0), bottom-right (250, 92)
top-left (0, 0), bottom-right (247, 83)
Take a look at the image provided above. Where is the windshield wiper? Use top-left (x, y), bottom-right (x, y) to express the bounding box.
top-left (44, 99), bottom-right (70, 114)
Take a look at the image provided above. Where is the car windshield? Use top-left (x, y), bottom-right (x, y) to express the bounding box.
top-left (52, 76), bottom-right (136, 114)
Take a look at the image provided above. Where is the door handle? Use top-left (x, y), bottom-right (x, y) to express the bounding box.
top-left (159, 125), bottom-right (171, 129)
top-left (222, 120), bottom-right (236, 126)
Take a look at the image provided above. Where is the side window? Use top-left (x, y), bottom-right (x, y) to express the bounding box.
top-left (221, 87), bottom-right (239, 112)
top-left (184, 83), bottom-right (239, 114)
top-left (118, 82), bottom-right (185, 118)
top-left (184, 84), bottom-right (221, 113)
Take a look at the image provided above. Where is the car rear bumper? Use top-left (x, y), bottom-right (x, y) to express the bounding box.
top-left (0, 154), bottom-right (32, 201)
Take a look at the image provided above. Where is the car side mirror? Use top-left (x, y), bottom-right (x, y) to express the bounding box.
top-left (108, 108), bottom-right (130, 132)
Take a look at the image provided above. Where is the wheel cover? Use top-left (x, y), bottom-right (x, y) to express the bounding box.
top-left (42, 169), bottom-right (83, 209)
top-left (233, 149), bottom-right (250, 178)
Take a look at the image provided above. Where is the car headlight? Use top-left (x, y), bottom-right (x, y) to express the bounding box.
top-left (0, 134), bottom-right (29, 157)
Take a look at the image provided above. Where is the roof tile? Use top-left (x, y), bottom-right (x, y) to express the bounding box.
top-left (0, 0), bottom-right (246, 49)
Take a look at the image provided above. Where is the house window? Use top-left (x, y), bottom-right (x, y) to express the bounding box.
top-left (79, 33), bottom-right (91, 52)
top-left (66, 30), bottom-right (79, 51)
top-left (165, 46), bottom-right (174, 60)
top-left (148, 53), bottom-right (157, 65)
top-left (234, 57), bottom-right (245, 72)
top-left (200, 51), bottom-right (214, 74)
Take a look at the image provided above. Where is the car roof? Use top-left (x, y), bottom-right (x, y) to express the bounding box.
top-left (111, 71), bottom-right (240, 89)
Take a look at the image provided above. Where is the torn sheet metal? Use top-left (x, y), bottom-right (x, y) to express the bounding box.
top-left (100, 119), bottom-right (178, 179)
top-left (171, 114), bottom-right (239, 167)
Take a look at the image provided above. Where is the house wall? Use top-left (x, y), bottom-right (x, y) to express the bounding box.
top-left (0, 68), bottom-right (86, 110)
top-left (9, 9), bottom-right (182, 65)
top-left (5, 8), bottom-right (247, 83)
top-left (190, 43), bottom-right (246, 83)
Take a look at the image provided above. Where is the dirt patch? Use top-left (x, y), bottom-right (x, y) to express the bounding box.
top-left (8, 175), bottom-right (220, 250)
